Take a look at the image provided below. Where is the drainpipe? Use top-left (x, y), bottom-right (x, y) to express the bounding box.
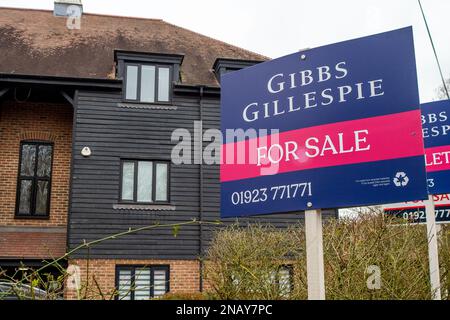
top-left (198, 86), bottom-right (205, 292)
top-left (66, 90), bottom-right (78, 264)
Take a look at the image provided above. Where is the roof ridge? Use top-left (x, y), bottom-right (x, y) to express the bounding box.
top-left (82, 11), bottom-right (163, 22)
top-left (0, 6), bottom-right (52, 13)
top-left (0, 6), bottom-right (163, 22)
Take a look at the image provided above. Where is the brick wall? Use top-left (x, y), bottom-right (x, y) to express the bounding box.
top-left (0, 228), bottom-right (66, 259)
top-left (0, 101), bottom-right (72, 258)
top-left (65, 259), bottom-right (201, 300)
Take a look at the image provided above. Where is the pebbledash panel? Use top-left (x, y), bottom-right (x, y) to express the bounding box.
top-left (67, 88), bottom-right (338, 260)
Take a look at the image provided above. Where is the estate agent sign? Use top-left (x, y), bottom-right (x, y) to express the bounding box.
top-left (383, 194), bottom-right (450, 224)
top-left (421, 100), bottom-right (450, 195)
top-left (220, 27), bottom-right (428, 218)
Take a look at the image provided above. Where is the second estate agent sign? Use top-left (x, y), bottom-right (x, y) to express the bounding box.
top-left (422, 100), bottom-right (450, 195)
top-left (220, 27), bottom-right (428, 218)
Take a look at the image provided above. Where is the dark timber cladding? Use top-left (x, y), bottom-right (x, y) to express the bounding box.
top-left (69, 87), bottom-right (337, 259)
top-left (70, 89), bottom-right (202, 259)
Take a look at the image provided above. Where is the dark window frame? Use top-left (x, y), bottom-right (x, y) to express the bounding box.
top-left (115, 265), bottom-right (170, 300)
top-left (119, 159), bottom-right (171, 205)
top-left (15, 140), bottom-right (54, 219)
top-left (212, 58), bottom-right (263, 83)
top-left (123, 63), bottom-right (173, 105)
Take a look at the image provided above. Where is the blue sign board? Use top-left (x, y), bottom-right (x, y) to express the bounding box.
top-left (220, 27), bottom-right (428, 218)
top-left (421, 100), bottom-right (450, 195)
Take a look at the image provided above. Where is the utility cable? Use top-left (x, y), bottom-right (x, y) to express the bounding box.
top-left (418, 0), bottom-right (450, 100)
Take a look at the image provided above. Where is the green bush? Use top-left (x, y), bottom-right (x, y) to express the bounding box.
top-left (205, 213), bottom-right (449, 300)
top-left (204, 224), bottom-right (302, 300)
top-left (159, 292), bottom-right (210, 300)
top-left (439, 224), bottom-right (450, 298)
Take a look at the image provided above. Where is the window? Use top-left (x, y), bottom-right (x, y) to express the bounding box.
top-left (221, 67), bottom-right (240, 75)
top-left (124, 64), bottom-right (172, 103)
top-left (120, 160), bottom-right (169, 203)
top-left (115, 51), bottom-right (183, 104)
top-left (15, 141), bottom-right (53, 218)
top-left (230, 265), bottom-right (293, 298)
top-left (116, 266), bottom-right (169, 300)
top-left (213, 58), bottom-right (263, 83)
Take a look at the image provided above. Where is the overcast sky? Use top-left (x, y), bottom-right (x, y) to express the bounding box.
top-left (0, 0), bottom-right (449, 103)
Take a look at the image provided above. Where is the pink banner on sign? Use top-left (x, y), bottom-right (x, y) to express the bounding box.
top-left (425, 145), bottom-right (450, 172)
top-left (221, 110), bottom-right (424, 182)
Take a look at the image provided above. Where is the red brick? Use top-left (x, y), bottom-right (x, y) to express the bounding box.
top-left (65, 259), bottom-right (201, 300)
top-left (0, 101), bottom-right (72, 258)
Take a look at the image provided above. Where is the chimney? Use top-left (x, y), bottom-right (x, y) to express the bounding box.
top-left (54, 0), bottom-right (83, 17)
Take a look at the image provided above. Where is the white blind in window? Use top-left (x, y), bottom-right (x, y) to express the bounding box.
top-left (153, 269), bottom-right (168, 297)
top-left (118, 269), bottom-right (132, 300)
top-left (134, 268), bottom-right (151, 300)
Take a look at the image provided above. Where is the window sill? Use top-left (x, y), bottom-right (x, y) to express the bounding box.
top-left (14, 215), bottom-right (50, 220)
top-left (117, 103), bottom-right (178, 110)
top-left (113, 204), bottom-right (176, 211)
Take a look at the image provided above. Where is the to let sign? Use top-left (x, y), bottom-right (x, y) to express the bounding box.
top-left (422, 100), bottom-right (450, 195)
top-left (220, 27), bottom-right (428, 218)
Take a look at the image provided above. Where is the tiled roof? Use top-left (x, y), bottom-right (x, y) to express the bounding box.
top-left (0, 7), bottom-right (268, 86)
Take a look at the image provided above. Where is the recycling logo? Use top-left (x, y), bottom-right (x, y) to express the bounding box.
top-left (393, 172), bottom-right (409, 187)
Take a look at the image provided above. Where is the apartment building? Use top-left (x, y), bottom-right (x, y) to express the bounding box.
top-left (0, 4), bottom-right (337, 299)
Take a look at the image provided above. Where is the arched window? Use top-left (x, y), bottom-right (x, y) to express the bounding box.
top-left (15, 141), bottom-right (54, 218)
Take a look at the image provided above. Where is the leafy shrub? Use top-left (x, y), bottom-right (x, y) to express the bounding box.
top-left (205, 213), bottom-right (448, 300)
top-left (159, 292), bottom-right (210, 300)
top-left (439, 224), bottom-right (450, 299)
top-left (204, 224), bottom-right (302, 300)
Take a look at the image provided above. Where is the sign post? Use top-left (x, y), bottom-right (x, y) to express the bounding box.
top-left (220, 27), bottom-right (428, 300)
top-left (425, 195), bottom-right (442, 300)
top-left (384, 99), bottom-right (450, 300)
top-left (305, 209), bottom-right (325, 300)
top-left (420, 100), bottom-right (449, 300)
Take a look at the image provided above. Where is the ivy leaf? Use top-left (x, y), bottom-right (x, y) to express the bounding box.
top-left (172, 225), bottom-right (180, 238)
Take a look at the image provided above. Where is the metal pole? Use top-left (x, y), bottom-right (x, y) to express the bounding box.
top-left (425, 195), bottom-right (442, 300)
top-left (305, 209), bottom-right (325, 300)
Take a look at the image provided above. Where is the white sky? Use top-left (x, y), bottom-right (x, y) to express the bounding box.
top-left (0, 0), bottom-right (449, 103)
